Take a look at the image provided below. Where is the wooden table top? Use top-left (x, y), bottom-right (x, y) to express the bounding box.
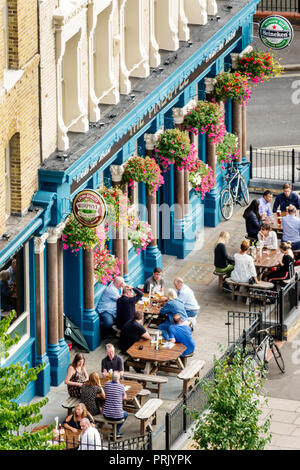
top-left (100, 377), bottom-right (142, 400)
top-left (136, 297), bottom-right (166, 316)
top-left (254, 248), bottom-right (282, 269)
top-left (266, 213), bottom-right (286, 231)
top-left (126, 339), bottom-right (186, 363)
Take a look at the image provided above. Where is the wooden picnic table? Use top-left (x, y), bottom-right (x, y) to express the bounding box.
top-left (126, 338), bottom-right (186, 375)
top-left (254, 248), bottom-right (282, 269)
top-left (266, 213), bottom-right (286, 232)
top-left (136, 296), bottom-right (166, 328)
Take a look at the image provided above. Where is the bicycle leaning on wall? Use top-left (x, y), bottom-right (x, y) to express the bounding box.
top-left (220, 161), bottom-right (250, 220)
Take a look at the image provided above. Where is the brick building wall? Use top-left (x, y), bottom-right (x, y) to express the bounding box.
top-left (0, 0), bottom-right (40, 233)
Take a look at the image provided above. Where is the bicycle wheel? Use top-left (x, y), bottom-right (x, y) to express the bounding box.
top-left (220, 188), bottom-right (234, 220)
top-left (242, 353), bottom-right (264, 388)
top-left (239, 175), bottom-right (250, 206)
top-left (270, 342), bottom-right (285, 373)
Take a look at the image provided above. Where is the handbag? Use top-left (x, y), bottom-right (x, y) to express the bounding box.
top-left (248, 277), bottom-right (255, 285)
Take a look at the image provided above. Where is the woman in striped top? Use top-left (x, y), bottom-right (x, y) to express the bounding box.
top-left (102, 371), bottom-right (128, 436)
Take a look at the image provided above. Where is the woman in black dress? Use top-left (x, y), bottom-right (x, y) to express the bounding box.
top-left (64, 353), bottom-right (89, 398)
top-left (63, 403), bottom-right (94, 434)
top-left (80, 372), bottom-right (105, 416)
top-left (268, 242), bottom-right (295, 282)
top-left (243, 199), bottom-right (263, 240)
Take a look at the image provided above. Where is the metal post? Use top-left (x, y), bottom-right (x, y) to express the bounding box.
top-left (292, 148), bottom-right (295, 185)
top-left (148, 431), bottom-right (153, 450)
top-left (249, 144), bottom-right (253, 179)
top-left (165, 413), bottom-right (170, 450)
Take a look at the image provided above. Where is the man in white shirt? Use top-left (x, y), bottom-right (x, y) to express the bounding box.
top-left (78, 418), bottom-right (101, 450)
top-left (173, 278), bottom-right (200, 318)
top-left (257, 223), bottom-right (278, 250)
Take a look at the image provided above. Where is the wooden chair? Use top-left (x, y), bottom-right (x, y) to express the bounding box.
top-left (177, 360), bottom-right (205, 397)
top-left (135, 398), bottom-right (163, 435)
top-left (94, 415), bottom-right (124, 441)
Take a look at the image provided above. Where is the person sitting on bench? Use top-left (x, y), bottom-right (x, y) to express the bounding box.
top-left (231, 240), bottom-right (261, 285)
top-left (169, 314), bottom-right (195, 357)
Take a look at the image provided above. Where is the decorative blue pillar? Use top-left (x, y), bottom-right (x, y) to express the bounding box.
top-left (82, 249), bottom-right (100, 350)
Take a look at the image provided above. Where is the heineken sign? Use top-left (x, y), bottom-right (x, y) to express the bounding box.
top-left (259, 15), bottom-right (294, 50)
top-left (72, 189), bottom-right (106, 228)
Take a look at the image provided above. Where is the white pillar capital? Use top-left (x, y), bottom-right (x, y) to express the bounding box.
top-left (110, 164), bottom-right (124, 183)
top-left (172, 107), bottom-right (185, 125)
top-left (144, 128), bottom-right (164, 150)
top-left (204, 77), bottom-right (217, 93)
top-left (47, 226), bottom-right (62, 244)
top-left (34, 233), bottom-right (49, 254)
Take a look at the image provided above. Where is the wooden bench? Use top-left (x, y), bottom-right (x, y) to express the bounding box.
top-left (225, 278), bottom-right (274, 301)
top-left (123, 371), bottom-right (168, 398)
top-left (135, 398), bottom-right (163, 435)
top-left (177, 360), bottom-right (206, 396)
top-left (62, 396), bottom-right (81, 415)
top-left (213, 271), bottom-right (226, 292)
top-left (137, 388), bottom-right (151, 405)
top-left (94, 415), bottom-right (124, 441)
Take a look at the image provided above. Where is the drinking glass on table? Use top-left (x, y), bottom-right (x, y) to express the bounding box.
top-left (266, 248), bottom-right (270, 260)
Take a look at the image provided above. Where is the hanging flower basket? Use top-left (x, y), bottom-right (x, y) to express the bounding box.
top-left (128, 215), bottom-right (154, 255)
top-left (94, 246), bottom-right (123, 285)
top-left (98, 186), bottom-right (129, 229)
top-left (213, 71), bottom-right (251, 106)
top-left (154, 129), bottom-right (197, 172)
top-left (236, 51), bottom-right (283, 84)
top-left (189, 159), bottom-right (216, 200)
top-left (216, 132), bottom-right (239, 169)
top-left (62, 215), bottom-right (107, 252)
top-left (183, 100), bottom-right (226, 144)
top-left (122, 155), bottom-right (164, 195)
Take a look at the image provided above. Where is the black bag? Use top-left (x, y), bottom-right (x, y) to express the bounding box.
top-left (248, 277), bottom-right (255, 285)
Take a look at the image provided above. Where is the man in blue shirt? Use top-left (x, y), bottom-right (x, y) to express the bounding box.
top-left (282, 205), bottom-right (300, 250)
top-left (258, 190), bottom-right (273, 217)
top-left (96, 276), bottom-right (125, 336)
top-left (169, 314), bottom-right (195, 357)
top-left (159, 288), bottom-right (188, 340)
top-left (273, 183), bottom-right (300, 212)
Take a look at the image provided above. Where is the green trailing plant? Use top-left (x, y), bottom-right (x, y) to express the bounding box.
top-left (0, 312), bottom-right (61, 450)
top-left (187, 347), bottom-right (272, 450)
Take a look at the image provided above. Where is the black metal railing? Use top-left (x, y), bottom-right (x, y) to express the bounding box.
top-left (51, 432), bottom-right (152, 450)
top-left (249, 146), bottom-right (300, 184)
top-left (257, 0), bottom-right (300, 12)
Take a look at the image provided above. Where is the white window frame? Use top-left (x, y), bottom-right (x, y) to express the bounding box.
top-left (1, 243), bottom-right (30, 365)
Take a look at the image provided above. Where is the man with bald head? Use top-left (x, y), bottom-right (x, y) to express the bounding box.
top-left (173, 278), bottom-right (199, 318)
top-left (96, 276), bottom-right (125, 336)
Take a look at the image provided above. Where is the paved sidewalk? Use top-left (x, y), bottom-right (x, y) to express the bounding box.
top-left (29, 198), bottom-right (300, 450)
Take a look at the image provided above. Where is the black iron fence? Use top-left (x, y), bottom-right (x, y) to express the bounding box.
top-left (257, 0), bottom-right (300, 12)
top-left (51, 432), bottom-right (152, 450)
top-left (249, 146), bottom-right (300, 184)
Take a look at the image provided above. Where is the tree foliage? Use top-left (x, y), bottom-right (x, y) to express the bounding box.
top-left (0, 311), bottom-right (59, 450)
top-left (189, 348), bottom-right (272, 450)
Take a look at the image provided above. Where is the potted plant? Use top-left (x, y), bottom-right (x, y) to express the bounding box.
top-left (128, 215), bottom-right (154, 255)
top-left (62, 215), bottom-right (103, 252)
top-left (188, 349), bottom-right (272, 450)
top-left (154, 128), bottom-right (197, 172)
top-left (183, 100), bottom-right (226, 144)
top-left (216, 132), bottom-right (239, 169)
top-left (213, 71), bottom-right (251, 106)
top-left (188, 159), bottom-right (215, 200)
top-left (122, 155), bottom-right (164, 195)
top-left (236, 51), bottom-right (283, 84)
top-left (94, 246), bottom-right (123, 285)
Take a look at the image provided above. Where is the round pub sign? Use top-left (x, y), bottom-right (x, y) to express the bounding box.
top-left (72, 189), bottom-right (106, 228)
top-left (259, 15), bottom-right (294, 50)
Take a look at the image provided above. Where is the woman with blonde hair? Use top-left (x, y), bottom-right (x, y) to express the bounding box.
top-left (159, 288), bottom-right (188, 340)
top-left (63, 403), bottom-right (94, 433)
top-left (214, 231), bottom-right (234, 276)
top-left (80, 372), bottom-right (105, 416)
top-left (231, 240), bottom-right (260, 285)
